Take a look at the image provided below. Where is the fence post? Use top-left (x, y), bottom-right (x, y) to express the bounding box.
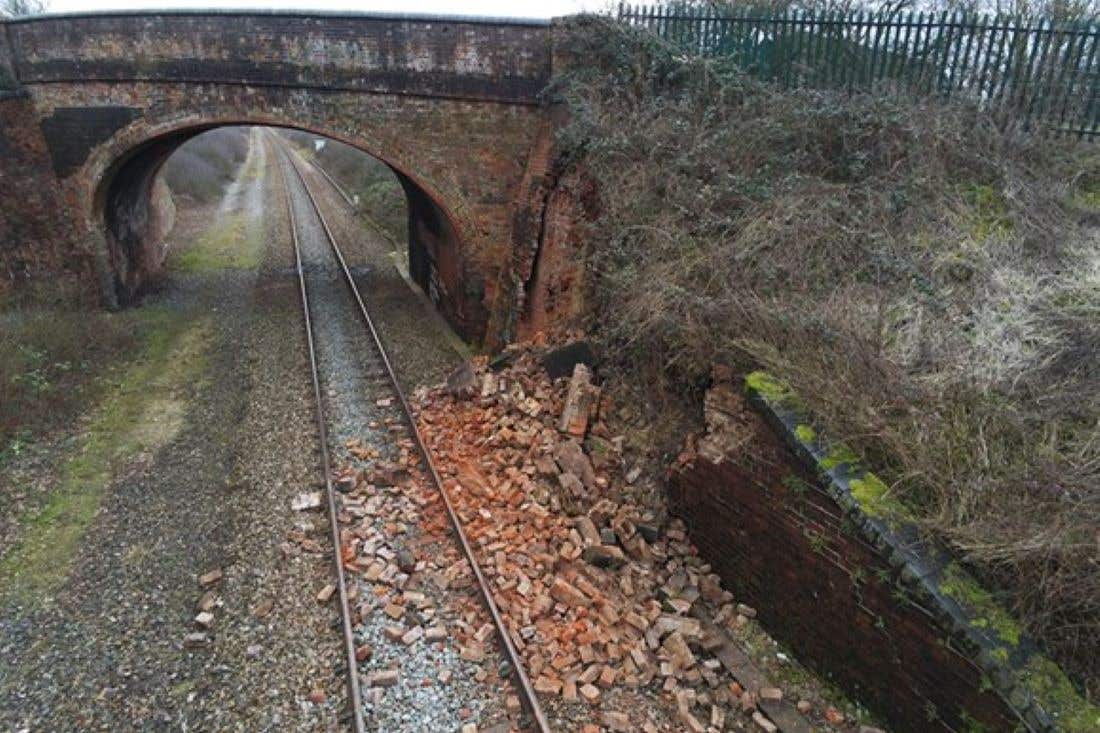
top-left (614, 2), bottom-right (1097, 136)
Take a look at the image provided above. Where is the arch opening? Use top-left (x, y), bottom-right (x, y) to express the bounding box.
top-left (95, 121), bottom-right (478, 341)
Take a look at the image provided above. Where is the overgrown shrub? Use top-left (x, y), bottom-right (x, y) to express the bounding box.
top-left (554, 15), bottom-right (1100, 688)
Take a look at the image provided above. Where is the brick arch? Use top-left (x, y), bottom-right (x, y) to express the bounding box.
top-left (0, 11), bottom-right (568, 346)
top-left (87, 115), bottom-right (468, 328)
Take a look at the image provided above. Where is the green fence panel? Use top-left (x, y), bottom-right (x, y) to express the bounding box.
top-left (617, 2), bottom-right (1100, 136)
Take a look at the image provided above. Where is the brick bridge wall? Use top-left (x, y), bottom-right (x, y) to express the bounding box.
top-left (0, 11), bottom-right (586, 346)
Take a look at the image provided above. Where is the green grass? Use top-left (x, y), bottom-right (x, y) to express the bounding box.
top-left (0, 308), bottom-right (210, 598)
top-left (959, 183), bottom-right (1014, 240)
top-left (173, 211), bottom-right (263, 272)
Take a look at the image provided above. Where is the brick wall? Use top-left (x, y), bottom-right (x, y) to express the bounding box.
top-left (0, 12), bottom-right (578, 344)
top-left (0, 96), bottom-right (88, 298)
top-left (668, 383), bottom-right (1021, 732)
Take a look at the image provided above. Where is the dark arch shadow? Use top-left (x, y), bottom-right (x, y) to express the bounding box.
top-left (93, 122), bottom-right (474, 339)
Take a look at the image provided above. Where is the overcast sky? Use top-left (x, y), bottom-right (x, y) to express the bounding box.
top-left (47, 0), bottom-right (608, 19)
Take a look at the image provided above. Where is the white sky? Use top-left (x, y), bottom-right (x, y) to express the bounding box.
top-left (47, 0), bottom-right (608, 20)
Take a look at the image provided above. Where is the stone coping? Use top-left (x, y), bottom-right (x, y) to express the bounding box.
top-left (2, 9), bottom-right (554, 27)
top-left (744, 371), bottom-right (1097, 733)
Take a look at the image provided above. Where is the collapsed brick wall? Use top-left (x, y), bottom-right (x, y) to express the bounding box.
top-left (668, 384), bottom-right (1019, 732)
top-left (516, 166), bottom-right (597, 342)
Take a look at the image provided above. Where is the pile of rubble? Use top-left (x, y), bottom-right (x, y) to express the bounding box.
top-left (288, 409), bottom-right (519, 731)
top-left (414, 346), bottom-right (869, 733)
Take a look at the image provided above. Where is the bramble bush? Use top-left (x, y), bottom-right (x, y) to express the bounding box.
top-left (554, 15), bottom-right (1100, 689)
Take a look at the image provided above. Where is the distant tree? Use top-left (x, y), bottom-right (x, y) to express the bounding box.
top-left (1, 0), bottom-right (49, 18)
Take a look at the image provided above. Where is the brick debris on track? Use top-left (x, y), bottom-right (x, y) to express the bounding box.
top-left (276, 140), bottom-right (533, 732)
top-left (412, 349), bottom-right (880, 733)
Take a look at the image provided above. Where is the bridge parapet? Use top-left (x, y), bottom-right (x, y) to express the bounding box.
top-left (5, 11), bottom-right (551, 104)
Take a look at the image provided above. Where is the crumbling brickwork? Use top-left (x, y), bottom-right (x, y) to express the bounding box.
top-left (0, 12), bottom-right (588, 344)
top-left (668, 382), bottom-right (1024, 732)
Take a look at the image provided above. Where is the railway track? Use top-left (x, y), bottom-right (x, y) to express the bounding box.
top-left (272, 131), bottom-right (550, 733)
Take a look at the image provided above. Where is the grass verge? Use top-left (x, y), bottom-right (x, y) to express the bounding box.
top-left (172, 211), bottom-right (264, 272)
top-left (0, 308), bottom-right (209, 598)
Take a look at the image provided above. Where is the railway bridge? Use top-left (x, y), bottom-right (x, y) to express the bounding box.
top-left (0, 10), bottom-right (583, 344)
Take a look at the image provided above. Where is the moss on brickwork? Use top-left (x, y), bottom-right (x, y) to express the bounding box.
top-left (939, 563), bottom-right (1022, 647)
top-left (848, 472), bottom-right (906, 519)
top-left (820, 443), bottom-right (861, 471)
top-left (794, 423), bottom-right (816, 443)
top-left (736, 361), bottom-right (1094, 731)
top-left (744, 370), bottom-right (792, 403)
top-left (1022, 655), bottom-right (1100, 733)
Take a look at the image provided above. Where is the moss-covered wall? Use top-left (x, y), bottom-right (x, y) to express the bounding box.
top-left (668, 372), bottom-right (1098, 732)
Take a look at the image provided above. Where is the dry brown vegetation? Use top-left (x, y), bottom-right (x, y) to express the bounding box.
top-left (554, 15), bottom-right (1100, 689)
top-left (0, 309), bottom-right (139, 460)
top-left (161, 127), bottom-right (250, 205)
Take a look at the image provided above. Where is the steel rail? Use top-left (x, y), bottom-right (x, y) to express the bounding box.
top-left (303, 156), bottom-right (356, 208)
top-left (297, 154), bottom-right (405, 255)
top-left (280, 142), bottom-right (552, 733)
top-left (273, 132), bottom-right (368, 733)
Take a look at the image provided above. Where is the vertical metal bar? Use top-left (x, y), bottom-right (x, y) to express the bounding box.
top-left (828, 10), bottom-right (845, 90)
top-left (1050, 24), bottom-right (1088, 128)
top-left (774, 8), bottom-right (792, 83)
top-left (805, 9), bottom-right (820, 87)
top-left (1023, 18), bottom-right (1056, 126)
top-left (842, 9), bottom-right (857, 94)
top-left (1014, 17), bottom-right (1048, 119)
top-left (953, 12), bottom-right (977, 95)
top-left (929, 11), bottom-right (953, 95)
top-left (941, 10), bottom-right (964, 95)
top-left (1033, 20), bottom-right (1073, 126)
top-left (864, 10), bottom-right (883, 91)
top-left (791, 10), bottom-right (807, 88)
top-left (778, 8), bottom-right (792, 88)
top-left (941, 10), bottom-right (968, 95)
top-left (891, 10), bottom-right (916, 89)
top-left (1064, 28), bottom-right (1099, 132)
top-left (873, 10), bottom-right (895, 87)
top-left (1078, 29), bottom-right (1100, 136)
top-left (906, 12), bottom-right (927, 94)
top-left (993, 15), bottom-right (1021, 108)
top-left (976, 13), bottom-right (1004, 106)
top-left (811, 10), bottom-right (828, 87)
